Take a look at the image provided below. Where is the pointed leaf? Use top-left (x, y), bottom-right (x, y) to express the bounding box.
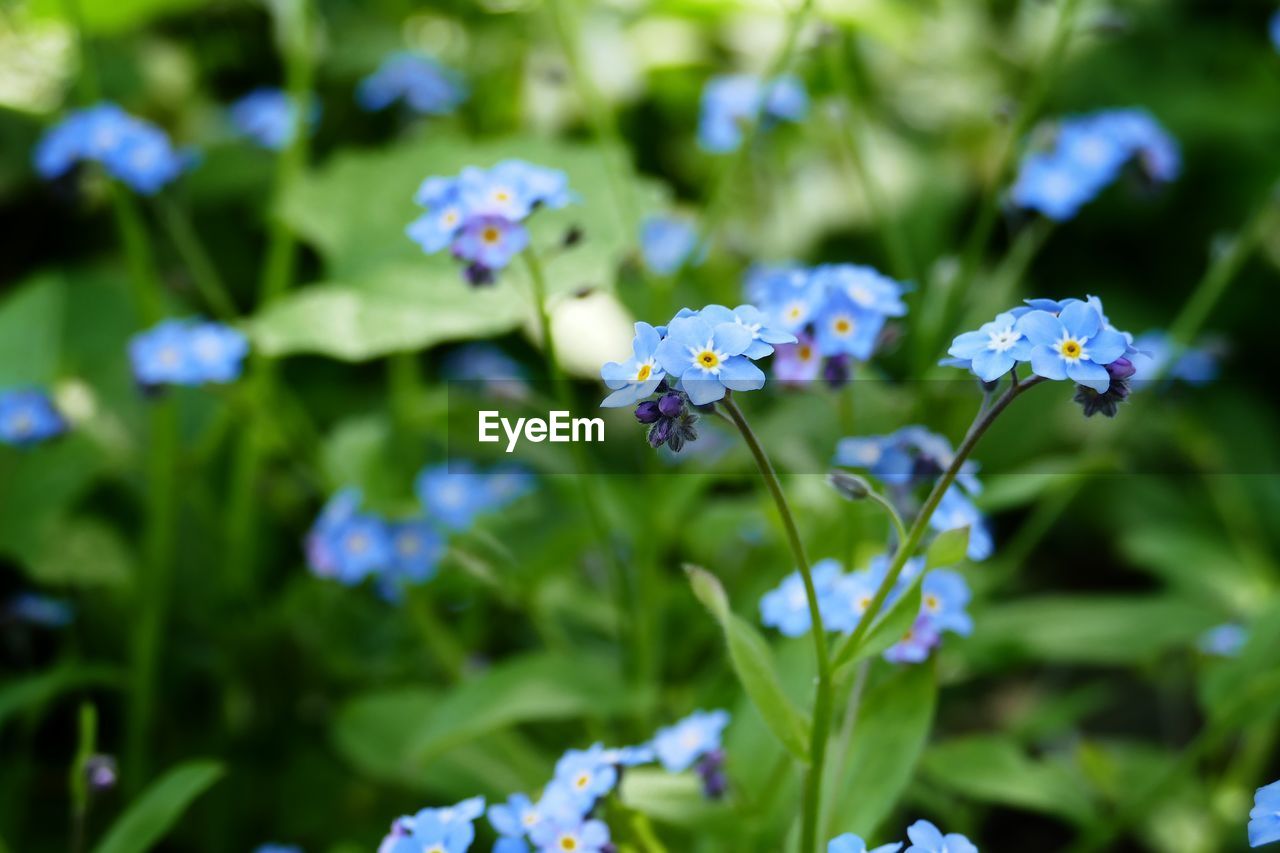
top-left (91, 761), bottom-right (223, 853)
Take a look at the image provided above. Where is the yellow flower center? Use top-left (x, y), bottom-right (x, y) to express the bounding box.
top-left (636, 363), bottom-right (652, 381)
top-left (1058, 339), bottom-right (1082, 359)
top-left (856, 595), bottom-right (871, 613)
top-left (924, 594), bottom-right (940, 612)
top-left (482, 227), bottom-right (501, 244)
top-left (698, 350), bottom-right (720, 368)
top-left (494, 189), bottom-right (511, 202)
top-left (833, 316), bottom-right (853, 335)
top-left (574, 771), bottom-right (591, 790)
top-left (559, 836), bottom-right (579, 851)
top-left (797, 344), bottom-right (813, 361)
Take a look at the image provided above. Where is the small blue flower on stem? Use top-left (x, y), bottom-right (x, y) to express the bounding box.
top-left (385, 520), bottom-right (444, 585)
top-left (652, 709), bottom-right (730, 772)
top-left (129, 319), bottom-right (249, 388)
top-left (0, 389), bottom-right (66, 447)
top-left (552, 744), bottom-right (618, 813)
top-left (904, 819), bottom-right (978, 853)
top-left (640, 216), bottom-right (700, 274)
top-left (772, 333), bottom-right (823, 385)
top-left (921, 570), bottom-right (974, 636)
top-left (944, 311), bottom-right (1033, 382)
top-left (698, 73), bottom-right (808, 153)
top-left (829, 833), bottom-right (903, 853)
top-left (1252, 780), bottom-right (1280, 847)
top-left (304, 489), bottom-right (395, 585)
top-left (378, 811), bottom-right (474, 853)
top-left (415, 462), bottom-right (492, 530)
top-left (761, 559), bottom-right (845, 637)
top-left (358, 53), bottom-right (467, 115)
top-left (813, 287), bottom-right (885, 361)
top-left (600, 322), bottom-right (666, 407)
top-left (529, 815), bottom-right (611, 853)
top-left (489, 792), bottom-right (541, 841)
top-left (1017, 301), bottom-right (1129, 392)
top-left (230, 88), bottom-right (318, 151)
top-left (34, 103), bottom-right (187, 195)
top-left (1010, 152), bottom-right (1096, 221)
top-left (654, 311), bottom-right (762, 405)
top-left (929, 488), bottom-right (993, 562)
top-left (699, 304), bottom-right (798, 359)
top-left (746, 264), bottom-right (821, 334)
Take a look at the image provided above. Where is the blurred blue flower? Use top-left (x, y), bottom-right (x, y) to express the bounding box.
top-left (385, 519), bottom-right (444, 584)
top-left (451, 214), bottom-right (529, 271)
top-left (921, 569), bottom-right (974, 637)
top-left (230, 88), bottom-right (318, 151)
top-left (829, 833), bottom-right (903, 853)
top-left (1012, 108), bottom-right (1178, 221)
top-left (358, 53), bottom-right (467, 115)
top-left (745, 264), bottom-right (821, 334)
top-left (378, 810), bottom-right (474, 853)
top-left (1017, 301), bottom-right (1129, 392)
top-left (253, 846), bottom-right (302, 853)
top-left (34, 103), bottom-right (187, 194)
top-left (485, 464), bottom-right (536, 508)
top-left (418, 795), bottom-right (487, 827)
top-left (929, 488), bottom-right (993, 562)
top-left (654, 309), bottom-right (763, 405)
top-left (304, 490), bottom-right (395, 586)
top-left (698, 73), bottom-right (808, 153)
top-left (641, 217), bottom-right (700, 274)
top-left (904, 819), bottom-right (978, 853)
top-left (1251, 780), bottom-right (1280, 847)
top-left (128, 319), bottom-right (249, 388)
top-left (0, 388), bottom-right (66, 447)
top-left (552, 744), bottom-right (619, 813)
top-left (495, 839), bottom-right (530, 853)
top-left (1272, 10), bottom-right (1280, 52)
top-left (772, 333), bottom-right (823, 385)
top-left (5, 593), bottom-right (74, 627)
top-left (1199, 623), bottom-right (1247, 657)
top-left (813, 287), bottom-right (884, 360)
top-left (883, 616), bottom-right (941, 664)
top-left (1130, 331), bottom-right (1220, 384)
top-left (600, 322), bottom-right (666, 408)
top-left (600, 743), bottom-right (656, 766)
top-left (529, 815), bottom-right (610, 853)
top-left (944, 311), bottom-right (1034, 382)
top-left (490, 793), bottom-right (542, 840)
top-left (415, 462), bottom-right (493, 530)
top-left (652, 709), bottom-right (729, 772)
top-left (761, 559), bottom-right (845, 637)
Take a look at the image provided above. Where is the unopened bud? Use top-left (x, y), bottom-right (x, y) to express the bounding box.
top-left (828, 470), bottom-right (872, 501)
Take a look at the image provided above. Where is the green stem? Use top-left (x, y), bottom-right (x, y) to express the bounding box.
top-left (406, 589), bottom-right (466, 681)
top-left (69, 703), bottom-right (96, 853)
top-left (916, 0), bottom-right (1084, 369)
top-left (823, 33), bottom-right (916, 283)
top-left (153, 194), bottom-right (239, 320)
top-left (225, 0), bottom-right (314, 595)
top-left (833, 373), bottom-right (1045, 667)
top-left (720, 393), bottom-right (832, 853)
top-left (521, 248), bottom-right (563, 382)
top-left (822, 660), bottom-right (870, 838)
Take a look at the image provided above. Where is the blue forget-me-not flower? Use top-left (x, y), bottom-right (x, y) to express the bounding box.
top-left (698, 73), bottom-right (808, 153)
top-left (129, 318), bottom-right (249, 388)
top-left (652, 709), bottom-right (730, 773)
top-left (904, 819), bottom-right (979, 853)
top-left (1251, 780), bottom-right (1280, 847)
top-left (358, 53), bottom-right (467, 115)
top-left (0, 388), bottom-right (66, 447)
top-left (829, 834), bottom-right (903, 853)
top-left (35, 103), bottom-right (187, 195)
top-left (230, 88), bottom-right (318, 150)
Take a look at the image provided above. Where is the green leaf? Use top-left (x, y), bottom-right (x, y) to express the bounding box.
top-left (829, 663), bottom-right (937, 837)
top-left (91, 761), bottom-right (223, 853)
top-left (408, 652), bottom-right (646, 763)
top-left (0, 271), bottom-right (65, 386)
top-left (925, 526), bottom-right (969, 569)
top-left (963, 595), bottom-right (1220, 667)
top-left (0, 663), bottom-right (121, 731)
top-left (30, 0), bottom-right (208, 34)
top-left (251, 133), bottom-right (661, 361)
top-left (685, 566), bottom-right (810, 762)
top-left (1200, 601), bottom-right (1280, 724)
top-left (24, 516), bottom-right (134, 589)
top-left (921, 734), bottom-right (1097, 824)
top-left (618, 768), bottom-right (735, 831)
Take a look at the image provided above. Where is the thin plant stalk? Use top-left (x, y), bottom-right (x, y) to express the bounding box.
top-left (833, 373), bottom-right (1046, 666)
top-left (153, 194), bottom-right (239, 320)
top-left (225, 0), bottom-right (315, 595)
top-left (719, 393), bottom-right (832, 853)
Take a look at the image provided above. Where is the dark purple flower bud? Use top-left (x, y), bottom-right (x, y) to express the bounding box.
top-left (657, 392), bottom-right (685, 418)
top-left (647, 417), bottom-right (675, 449)
top-left (463, 262), bottom-right (495, 287)
top-left (85, 755), bottom-right (118, 792)
top-left (696, 749), bottom-right (729, 800)
top-left (1105, 356), bottom-right (1136, 381)
top-left (823, 355), bottom-right (851, 389)
top-left (1074, 378), bottom-right (1132, 418)
top-left (634, 400), bottom-right (661, 424)
top-left (563, 225), bottom-right (584, 248)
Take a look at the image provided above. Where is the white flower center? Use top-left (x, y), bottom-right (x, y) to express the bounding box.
top-left (986, 326), bottom-right (1020, 353)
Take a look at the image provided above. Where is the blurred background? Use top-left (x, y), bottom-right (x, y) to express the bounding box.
top-left (2, 0), bottom-right (1280, 851)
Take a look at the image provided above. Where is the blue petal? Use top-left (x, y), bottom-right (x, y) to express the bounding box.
top-left (1066, 358), bottom-right (1110, 392)
top-left (1087, 328), bottom-right (1128, 365)
top-left (681, 370), bottom-right (727, 405)
top-left (1015, 310), bottom-right (1064, 347)
top-left (717, 356), bottom-right (766, 391)
top-left (743, 339), bottom-right (774, 359)
top-left (1059, 300), bottom-right (1101, 339)
top-left (711, 322), bottom-right (753, 356)
top-left (970, 347), bottom-right (1013, 382)
top-left (947, 330), bottom-right (989, 360)
top-left (1029, 345), bottom-right (1068, 381)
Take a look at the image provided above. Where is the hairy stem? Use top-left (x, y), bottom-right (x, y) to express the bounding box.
top-left (720, 393), bottom-right (832, 853)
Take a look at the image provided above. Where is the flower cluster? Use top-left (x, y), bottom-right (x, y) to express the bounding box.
top-left (829, 819), bottom-right (977, 853)
top-left (1252, 779), bottom-right (1280, 848)
top-left (747, 263), bottom-right (908, 386)
top-left (34, 103), bottom-right (187, 195)
top-left (599, 306), bottom-right (792, 448)
top-left (0, 388), bottom-right (66, 447)
top-left (230, 88), bottom-right (319, 151)
top-left (761, 557), bottom-right (972, 664)
top-left (407, 160), bottom-right (574, 285)
top-left (944, 296), bottom-right (1138, 417)
top-left (1011, 108), bottom-right (1179, 221)
top-left (698, 73), bottom-right (808, 153)
top-left (835, 426), bottom-right (993, 561)
top-left (380, 709), bottom-right (728, 853)
top-left (358, 53), bottom-right (467, 115)
top-left (305, 463), bottom-right (532, 598)
top-left (128, 318), bottom-right (250, 389)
